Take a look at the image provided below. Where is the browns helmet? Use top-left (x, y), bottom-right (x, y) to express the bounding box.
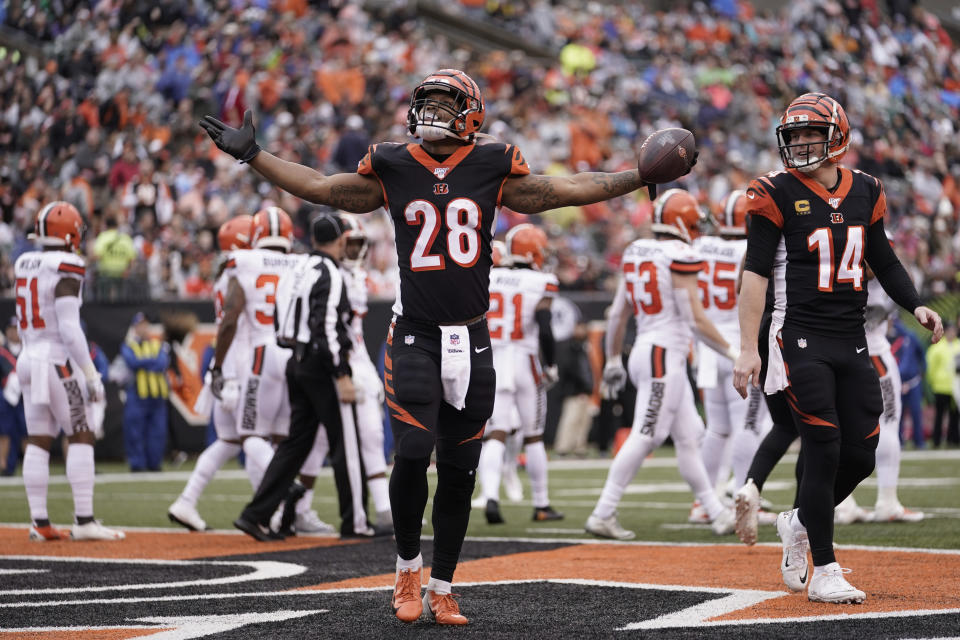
top-left (652, 189), bottom-right (706, 243)
top-left (718, 190), bottom-right (748, 236)
top-left (250, 206), bottom-right (293, 251)
top-left (506, 223), bottom-right (549, 269)
top-left (776, 93), bottom-right (850, 172)
top-left (491, 239), bottom-right (508, 267)
top-left (218, 215), bottom-right (252, 252)
top-left (340, 213), bottom-right (368, 269)
top-left (407, 69), bottom-right (485, 143)
top-left (30, 201), bottom-right (84, 251)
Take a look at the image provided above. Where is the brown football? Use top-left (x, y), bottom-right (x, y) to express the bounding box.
top-left (637, 128), bottom-right (697, 184)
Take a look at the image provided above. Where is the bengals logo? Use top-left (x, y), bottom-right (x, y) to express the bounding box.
top-left (831, 212), bottom-right (844, 224)
top-left (433, 183), bottom-right (449, 195)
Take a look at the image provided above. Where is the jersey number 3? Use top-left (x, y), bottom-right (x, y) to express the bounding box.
top-left (405, 199), bottom-right (482, 271)
top-left (807, 226), bottom-right (864, 291)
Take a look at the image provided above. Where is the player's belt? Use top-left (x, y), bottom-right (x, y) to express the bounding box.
top-left (398, 313), bottom-right (487, 329)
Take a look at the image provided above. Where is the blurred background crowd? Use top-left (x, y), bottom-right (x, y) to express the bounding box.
top-left (0, 0), bottom-right (958, 301)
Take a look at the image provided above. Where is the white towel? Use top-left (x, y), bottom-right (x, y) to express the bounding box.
top-left (763, 322), bottom-right (788, 394)
top-left (2, 371), bottom-right (21, 406)
top-left (440, 325), bottom-right (471, 410)
top-left (695, 343), bottom-right (718, 389)
top-left (193, 382), bottom-right (214, 416)
top-left (31, 359), bottom-right (51, 405)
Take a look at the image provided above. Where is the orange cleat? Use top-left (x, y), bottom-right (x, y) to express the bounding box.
top-left (423, 590), bottom-right (468, 625)
top-left (392, 568), bottom-right (423, 622)
top-left (29, 524), bottom-right (64, 542)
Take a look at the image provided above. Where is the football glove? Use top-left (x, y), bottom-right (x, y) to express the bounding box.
top-left (541, 364), bottom-right (560, 390)
top-left (85, 372), bottom-right (105, 403)
top-left (207, 366), bottom-right (225, 401)
top-left (682, 150), bottom-right (699, 176)
top-left (600, 359), bottom-right (627, 400)
top-left (199, 109), bottom-right (262, 163)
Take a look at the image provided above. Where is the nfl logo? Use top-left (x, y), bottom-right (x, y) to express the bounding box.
top-left (433, 167), bottom-right (449, 179)
top-left (450, 334), bottom-right (460, 345)
top-left (404, 335), bottom-right (415, 345)
top-left (829, 197), bottom-right (841, 209)
top-left (798, 338), bottom-right (807, 349)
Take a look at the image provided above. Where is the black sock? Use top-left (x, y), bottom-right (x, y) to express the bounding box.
top-left (430, 463), bottom-right (476, 583)
top-left (33, 518), bottom-right (51, 528)
top-left (390, 455), bottom-right (430, 561)
top-left (76, 515), bottom-right (95, 525)
top-left (747, 422), bottom-right (797, 492)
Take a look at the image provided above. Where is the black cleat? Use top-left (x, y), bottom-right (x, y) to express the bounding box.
top-left (533, 505), bottom-right (565, 522)
top-left (233, 516), bottom-right (285, 542)
top-left (279, 482), bottom-right (307, 537)
top-left (485, 499), bottom-right (505, 525)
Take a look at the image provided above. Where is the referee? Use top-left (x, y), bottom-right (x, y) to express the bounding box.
top-left (234, 213), bottom-right (362, 540)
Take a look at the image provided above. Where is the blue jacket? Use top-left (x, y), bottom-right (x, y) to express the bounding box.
top-left (891, 319), bottom-right (926, 381)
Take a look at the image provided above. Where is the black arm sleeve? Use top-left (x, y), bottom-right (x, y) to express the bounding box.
top-left (866, 219), bottom-right (923, 313)
top-left (743, 214), bottom-right (780, 277)
top-left (535, 307), bottom-right (555, 366)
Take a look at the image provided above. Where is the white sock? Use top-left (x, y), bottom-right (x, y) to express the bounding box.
top-left (676, 439), bottom-right (725, 520)
top-left (876, 485), bottom-right (898, 506)
top-left (368, 476), bottom-right (391, 513)
top-left (875, 418), bottom-right (901, 490)
top-left (66, 443), bottom-right (95, 520)
top-left (593, 432), bottom-right (655, 520)
top-left (23, 444), bottom-right (50, 522)
top-left (699, 430), bottom-right (728, 487)
top-left (478, 438), bottom-right (505, 502)
top-left (426, 577), bottom-right (451, 594)
top-left (180, 440), bottom-right (240, 506)
top-left (296, 488), bottom-right (315, 515)
top-left (242, 436), bottom-right (274, 490)
top-left (396, 553), bottom-right (423, 573)
top-left (813, 561), bottom-right (840, 577)
top-left (524, 441), bottom-right (549, 509)
top-left (790, 509), bottom-right (807, 532)
top-left (731, 428), bottom-right (762, 490)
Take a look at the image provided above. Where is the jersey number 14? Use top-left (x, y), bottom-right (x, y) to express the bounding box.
top-left (807, 226), bottom-right (864, 291)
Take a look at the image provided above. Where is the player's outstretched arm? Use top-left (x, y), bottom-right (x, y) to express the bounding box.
top-left (199, 110), bottom-right (384, 213)
top-left (501, 169), bottom-right (645, 214)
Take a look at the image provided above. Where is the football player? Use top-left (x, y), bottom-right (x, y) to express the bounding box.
top-left (201, 68), bottom-right (675, 626)
top-left (733, 93), bottom-right (942, 604)
top-left (15, 202), bottom-right (124, 541)
top-left (478, 223), bottom-right (563, 525)
top-left (168, 215), bottom-right (252, 531)
top-left (691, 191), bottom-right (772, 522)
top-left (587, 190), bottom-right (736, 540)
top-left (208, 207), bottom-right (301, 492)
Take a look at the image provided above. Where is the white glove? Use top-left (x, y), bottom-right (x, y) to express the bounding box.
top-left (600, 359), bottom-right (627, 400)
top-left (85, 372), bottom-right (105, 403)
top-left (219, 379), bottom-right (241, 410)
top-left (541, 364), bottom-right (559, 390)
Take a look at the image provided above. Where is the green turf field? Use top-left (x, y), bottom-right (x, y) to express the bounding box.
top-left (1, 447), bottom-right (957, 549)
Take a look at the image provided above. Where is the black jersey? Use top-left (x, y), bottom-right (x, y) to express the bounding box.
top-left (744, 167), bottom-right (886, 337)
top-left (358, 141), bottom-right (529, 324)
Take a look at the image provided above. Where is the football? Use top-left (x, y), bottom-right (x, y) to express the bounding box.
top-left (637, 128), bottom-right (697, 184)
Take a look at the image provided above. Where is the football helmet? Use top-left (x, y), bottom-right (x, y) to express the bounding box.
top-left (218, 215), bottom-right (252, 252)
top-left (30, 201), bottom-right (84, 251)
top-left (491, 239), bottom-right (508, 267)
top-left (250, 206), bottom-right (293, 251)
top-left (719, 190), bottom-right (748, 236)
top-left (776, 93), bottom-right (850, 172)
top-left (407, 69), bottom-right (485, 143)
top-left (506, 223), bottom-right (549, 269)
top-left (652, 189), bottom-right (707, 243)
top-left (341, 213), bottom-right (368, 269)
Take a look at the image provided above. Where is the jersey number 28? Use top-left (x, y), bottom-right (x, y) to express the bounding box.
top-left (405, 199), bottom-right (482, 271)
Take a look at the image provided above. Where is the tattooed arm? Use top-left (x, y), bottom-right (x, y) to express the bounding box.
top-left (500, 169), bottom-right (645, 214)
top-left (248, 151), bottom-right (384, 213)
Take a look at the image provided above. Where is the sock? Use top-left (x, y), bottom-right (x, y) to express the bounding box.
top-left (396, 553), bottom-right (423, 573)
top-left (699, 430), bottom-right (728, 487)
top-left (427, 577), bottom-right (451, 595)
top-left (876, 485), bottom-right (898, 506)
top-left (813, 561), bottom-right (840, 577)
top-left (66, 443), bottom-right (95, 520)
top-left (180, 440), bottom-right (240, 506)
top-left (524, 441), bottom-right (549, 509)
top-left (242, 436), bottom-right (274, 490)
top-left (676, 438), bottom-right (725, 520)
top-left (368, 476), bottom-right (391, 513)
top-left (478, 438), bottom-right (505, 502)
top-left (23, 444), bottom-right (50, 523)
top-left (390, 456), bottom-right (430, 561)
top-left (296, 488), bottom-right (314, 515)
top-left (731, 428), bottom-right (763, 490)
top-left (593, 433), bottom-right (655, 520)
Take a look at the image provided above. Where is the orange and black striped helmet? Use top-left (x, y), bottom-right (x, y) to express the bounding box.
top-left (407, 69), bottom-right (485, 143)
top-left (776, 93), bottom-right (850, 171)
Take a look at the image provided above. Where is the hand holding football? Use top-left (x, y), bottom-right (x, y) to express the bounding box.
top-left (637, 128), bottom-right (698, 184)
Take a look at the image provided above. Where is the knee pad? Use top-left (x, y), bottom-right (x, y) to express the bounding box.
top-left (393, 353), bottom-right (440, 405)
top-left (461, 365), bottom-right (496, 422)
top-left (394, 426), bottom-right (436, 460)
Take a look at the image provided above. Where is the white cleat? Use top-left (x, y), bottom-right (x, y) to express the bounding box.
top-left (470, 495), bottom-right (487, 509)
top-left (776, 509), bottom-right (809, 592)
top-left (807, 563), bottom-right (866, 604)
top-left (71, 520), bottom-right (126, 541)
top-left (168, 499), bottom-right (208, 532)
top-left (757, 510), bottom-right (779, 526)
top-left (503, 465), bottom-right (524, 503)
top-left (687, 500), bottom-right (710, 524)
top-left (834, 496), bottom-right (870, 525)
top-left (295, 510), bottom-right (336, 534)
top-left (711, 507), bottom-right (736, 536)
top-left (734, 479), bottom-right (761, 545)
top-left (585, 513), bottom-right (636, 540)
top-left (872, 502), bottom-right (924, 522)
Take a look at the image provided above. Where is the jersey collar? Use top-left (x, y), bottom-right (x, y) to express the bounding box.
top-left (788, 167), bottom-right (853, 208)
top-left (406, 143), bottom-right (475, 180)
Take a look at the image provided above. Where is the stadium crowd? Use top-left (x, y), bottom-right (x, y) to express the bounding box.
top-left (0, 0), bottom-right (958, 300)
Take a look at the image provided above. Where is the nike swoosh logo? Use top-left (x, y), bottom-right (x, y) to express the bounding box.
top-left (800, 567), bottom-right (808, 584)
top-left (474, 346), bottom-right (489, 353)
top-left (747, 192), bottom-right (756, 199)
top-left (856, 347), bottom-right (866, 353)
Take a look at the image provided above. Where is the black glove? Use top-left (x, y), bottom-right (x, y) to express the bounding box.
top-left (199, 109), bottom-right (261, 163)
top-left (681, 150), bottom-right (699, 176)
top-left (644, 182), bottom-right (657, 200)
top-left (207, 366), bottom-right (225, 400)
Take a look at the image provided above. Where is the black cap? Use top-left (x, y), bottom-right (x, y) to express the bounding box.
top-left (311, 212), bottom-right (344, 244)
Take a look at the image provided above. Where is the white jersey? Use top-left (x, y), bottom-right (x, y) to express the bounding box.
top-left (226, 248), bottom-right (301, 347)
top-left (619, 238), bottom-right (703, 352)
top-left (693, 235), bottom-right (746, 342)
top-left (213, 256), bottom-right (250, 377)
top-left (865, 277), bottom-right (894, 356)
top-left (13, 250), bottom-right (86, 361)
top-left (342, 264), bottom-right (370, 357)
top-left (488, 266), bottom-right (558, 354)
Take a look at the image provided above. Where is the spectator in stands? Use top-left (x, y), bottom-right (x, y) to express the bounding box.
top-left (121, 312), bottom-right (170, 471)
top-left (926, 319), bottom-right (960, 447)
